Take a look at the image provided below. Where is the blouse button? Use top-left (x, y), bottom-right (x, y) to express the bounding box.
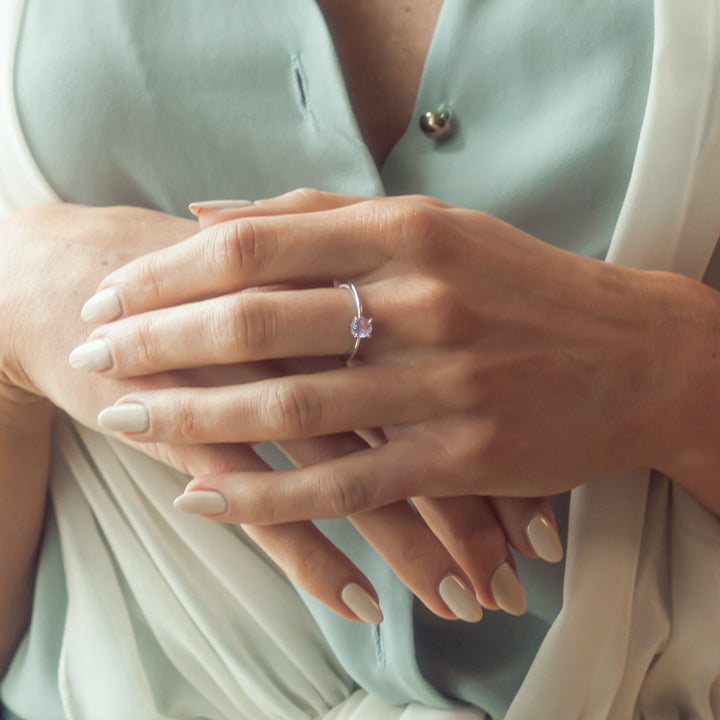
top-left (419, 103), bottom-right (454, 140)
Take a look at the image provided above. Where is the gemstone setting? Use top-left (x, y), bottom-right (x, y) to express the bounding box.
top-left (351, 316), bottom-right (373, 339)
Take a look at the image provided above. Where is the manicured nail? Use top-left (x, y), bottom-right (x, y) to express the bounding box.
top-left (81, 288), bottom-right (122, 323)
top-left (341, 583), bottom-right (384, 624)
top-left (438, 575), bottom-right (483, 622)
top-left (188, 199), bottom-right (254, 216)
top-left (98, 403), bottom-right (149, 433)
top-left (173, 490), bottom-right (228, 515)
top-left (68, 339), bottom-right (113, 372)
top-left (526, 513), bottom-right (564, 563)
top-left (490, 562), bottom-right (527, 616)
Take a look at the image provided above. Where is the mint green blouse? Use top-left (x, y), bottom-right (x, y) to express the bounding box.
top-left (3, 1), bottom-right (653, 718)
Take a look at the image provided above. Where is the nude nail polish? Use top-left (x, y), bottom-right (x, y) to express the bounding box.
top-left (81, 288), bottom-right (122, 323)
top-left (341, 583), bottom-right (384, 624)
top-left (490, 562), bottom-right (527, 616)
top-left (173, 491), bottom-right (228, 515)
top-left (188, 199), bottom-right (254, 216)
top-left (68, 339), bottom-right (113, 372)
top-left (526, 513), bottom-right (564, 563)
top-left (98, 403), bottom-right (149, 433)
top-left (438, 575), bottom-right (483, 622)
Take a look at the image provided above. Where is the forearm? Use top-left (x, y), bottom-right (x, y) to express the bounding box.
top-left (0, 394), bottom-right (53, 677)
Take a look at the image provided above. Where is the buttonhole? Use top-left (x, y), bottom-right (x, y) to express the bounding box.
top-left (291, 54), bottom-right (314, 123)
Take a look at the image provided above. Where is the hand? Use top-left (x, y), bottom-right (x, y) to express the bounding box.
top-left (0, 202), bottom-right (561, 622)
top-left (0, 204), bottom-right (383, 622)
top-left (67, 195), bottom-right (567, 620)
top-left (0, 203), bottom-right (270, 506)
top-left (79, 190), bottom-right (672, 522)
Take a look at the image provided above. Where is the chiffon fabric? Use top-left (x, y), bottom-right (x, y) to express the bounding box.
top-left (2, 0), bottom-right (720, 718)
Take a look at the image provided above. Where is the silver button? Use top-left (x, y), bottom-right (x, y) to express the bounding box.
top-left (419, 103), bottom-right (454, 140)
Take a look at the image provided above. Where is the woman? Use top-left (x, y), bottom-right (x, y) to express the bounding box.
top-left (3, 0), bottom-right (720, 718)
top-left (0, 2), bottom-right (572, 717)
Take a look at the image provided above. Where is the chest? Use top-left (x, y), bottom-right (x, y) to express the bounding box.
top-left (315, 0), bottom-right (444, 169)
top-left (14, 0), bottom-right (654, 257)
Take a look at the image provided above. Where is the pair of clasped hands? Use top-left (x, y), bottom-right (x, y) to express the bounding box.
top-left (6, 189), bottom-right (672, 625)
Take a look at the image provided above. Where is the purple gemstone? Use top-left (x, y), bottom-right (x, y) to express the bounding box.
top-left (351, 316), bottom-right (373, 338)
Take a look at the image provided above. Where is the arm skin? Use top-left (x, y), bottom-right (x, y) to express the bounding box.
top-left (0, 390), bottom-right (53, 677)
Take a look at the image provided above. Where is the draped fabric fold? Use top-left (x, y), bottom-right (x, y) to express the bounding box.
top-left (51, 416), bottom-right (355, 720)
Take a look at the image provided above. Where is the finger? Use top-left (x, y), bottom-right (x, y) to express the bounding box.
top-left (165, 439), bottom-right (383, 624)
top-left (349, 502), bottom-right (483, 622)
top-left (134, 439), bottom-right (268, 477)
top-left (74, 276), bottom-right (462, 377)
top-left (87, 200), bottom-right (390, 320)
top-left (76, 288), bottom-right (358, 377)
top-left (96, 366), bottom-right (437, 443)
top-left (173, 441), bottom-right (442, 524)
top-left (171, 424), bottom-right (479, 622)
top-left (262, 425), bottom-right (482, 623)
top-left (490, 496), bottom-right (564, 563)
top-left (275, 431), bottom-right (371, 467)
top-left (412, 496), bottom-right (527, 615)
top-left (189, 188), bottom-right (369, 229)
top-left (241, 521), bottom-right (383, 624)
top-left (252, 431), bottom-right (388, 623)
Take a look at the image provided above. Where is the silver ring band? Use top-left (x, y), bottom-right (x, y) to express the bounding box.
top-left (337, 282), bottom-right (373, 361)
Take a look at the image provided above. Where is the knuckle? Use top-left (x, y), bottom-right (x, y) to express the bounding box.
top-left (262, 381), bottom-right (322, 438)
top-left (202, 456), bottom-right (236, 476)
top-left (419, 281), bottom-right (464, 344)
top-left (438, 354), bottom-right (491, 410)
top-left (131, 318), bottom-right (162, 369)
top-left (452, 513), bottom-right (504, 559)
top-left (398, 526), bottom-right (440, 568)
top-left (405, 215), bottom-right (444, 265)
top-left (207, 295), bottom-right (274, 358)
top-left (238, 295), bottom-right (277, 355)
top-left (404, 198), bottom-right (441, 237)
top-left (323, 472), bottom-right (372, 517)
top-left (209, 219), bottom-right (266, 281)
top-left (205, 298), bottom-right (242, 355)
top-left (145, 443), bottom-right (189, 472)
top-left (466, 419), bottom-right (513, 480)
top-left (248, 485), bottom-right (283, 525)
top-left (135, 254), bottom-right (167, 306)
top-left (285, 187), bottom-right (323, 205)
top-left (173, 396), bottom-right (203, 443)
top-left (291, 540), bottom-right (334, 585)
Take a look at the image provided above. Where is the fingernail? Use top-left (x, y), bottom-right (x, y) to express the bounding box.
top-left (438, 575), bottom-right (483, 622)
top-left (526, 513), bottom-right (564, 563)
top-left (68, 339), bottom-right (113, 372)
top-left (173, 490), bottom-right (228, 515)
top-left (81, 288), bottom-right (122, 323)
top-left (341, 583), bottom-right (384, 624)
top-left (490, 562), bottom-right (527, 616)
top-left (98, 403), bottom-right (149, 433)
top-left (188, 199), bottom-right (254, 216)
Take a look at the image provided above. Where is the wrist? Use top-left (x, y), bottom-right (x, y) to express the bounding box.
top-left (640, 271), bottom-right (720, 509)
top-left (0, 381), bottom-right (52, 437)
top-left (0, 377), bottom-right (49, 417)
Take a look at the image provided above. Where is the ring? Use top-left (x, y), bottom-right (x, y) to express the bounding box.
top-left (337, 282), bottom-right (373, 361)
